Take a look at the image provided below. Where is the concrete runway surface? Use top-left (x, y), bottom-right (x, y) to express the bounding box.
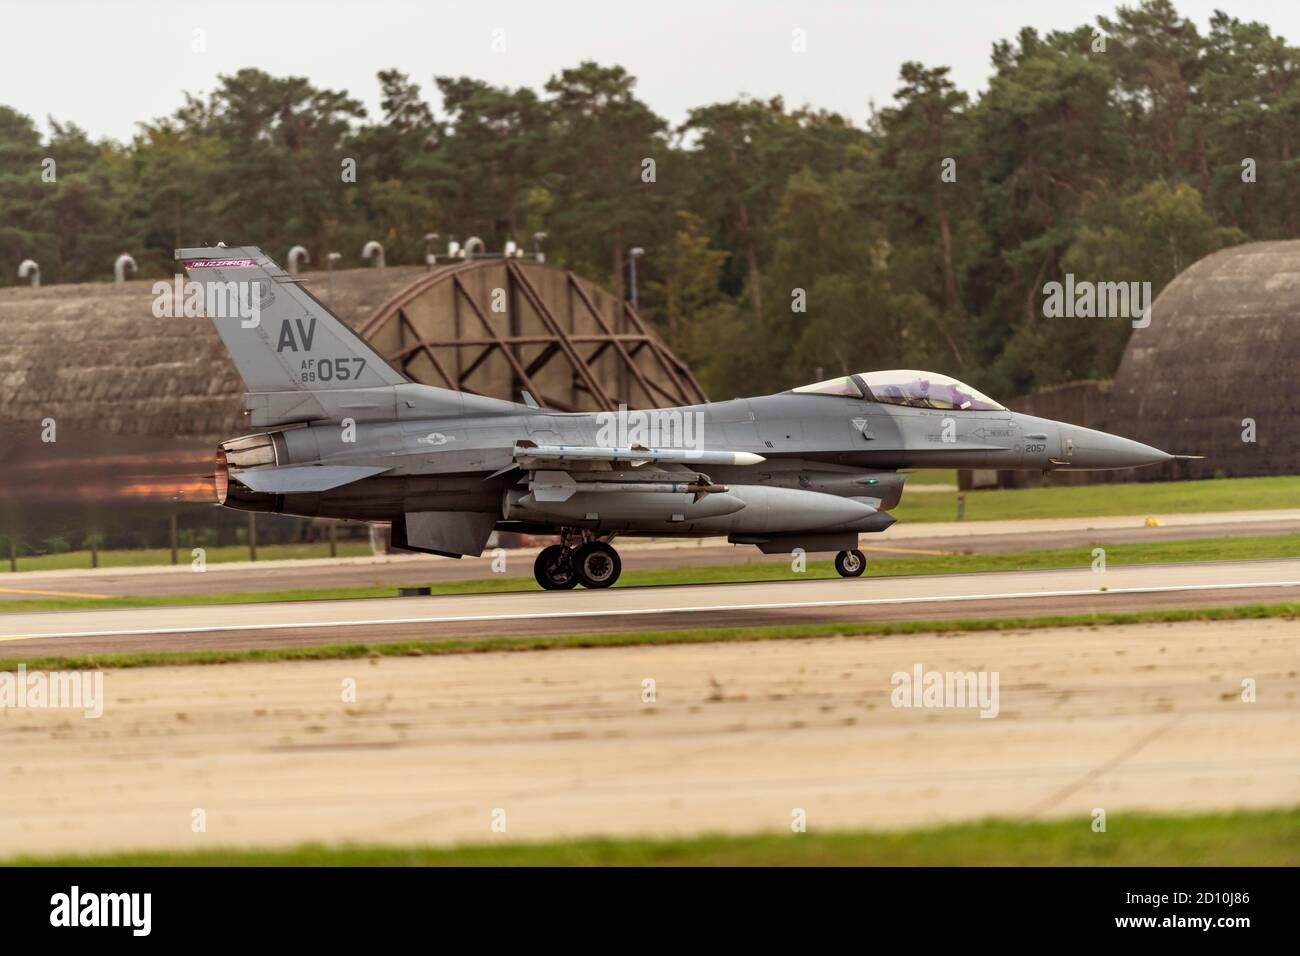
top-left (0, 619), bottom-right (1294, 857)
top-left (2, 509), bottom-right (1297, 601)
top-left (0, 558), bottom-right (1297, 658)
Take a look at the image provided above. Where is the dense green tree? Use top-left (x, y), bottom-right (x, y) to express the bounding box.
top-left (425, 76), bottom-right (546, 246)
top-left (1197, 11), bottom-right (1300, 236)
top-left (1098, 0), bottom-right (1203, 178)
top-left (641, 211), bottom-right (727, 341)
top-left (1058, 179), bottom-right (1244, 376)
top-left (540, 62), bottom-right (669, 297)
top-left (762, 168), bottom-right (947, 390)
top-left (0, 106), bottom-right (51, 279)
top-left (3, 1), bottom-right (1300, 402)
top-left (868, 63), bottom-right (972, 366)
top-left (679, 98), bottom-right (864, 323)
top-left (168, 69), bottom-right (367, 263)
top-left (965, 25), bottom-right (1129, 394)
top-left (346, 71), bottom-right (442, 265)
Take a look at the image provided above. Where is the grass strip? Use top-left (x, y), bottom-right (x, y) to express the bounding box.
top-left (2, 601), bottom-right (1295, 672)
top-left (7, 808), bottom-right (1296, 866)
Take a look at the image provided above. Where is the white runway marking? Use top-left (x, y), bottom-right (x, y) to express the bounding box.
top-left (2, 578), bottom-right (1297, 642)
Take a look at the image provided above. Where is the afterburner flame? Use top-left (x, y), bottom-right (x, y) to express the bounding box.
top-left (1, 451), bottom-right (215, 504)
top-left (214, 448), bottom-right (229, 505)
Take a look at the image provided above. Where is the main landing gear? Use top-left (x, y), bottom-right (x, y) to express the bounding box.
top-left (533, 545), bottom-right (578, 590)
top-left (834, 549), bottom-right (866, 578)
top-left (534, 535), bottom-right (622, 590)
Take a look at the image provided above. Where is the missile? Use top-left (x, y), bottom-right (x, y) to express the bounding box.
top-left (513, 441), bottom-right (765, 468)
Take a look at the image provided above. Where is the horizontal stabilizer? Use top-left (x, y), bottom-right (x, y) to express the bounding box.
top-left (233, 464), bottom-right (389, 494)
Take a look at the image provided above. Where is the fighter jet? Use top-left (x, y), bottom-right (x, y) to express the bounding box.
top-left (186, 247), bottom-right (1182, 589)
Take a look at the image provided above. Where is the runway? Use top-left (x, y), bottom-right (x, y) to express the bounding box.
top-left (1, 618), bottom-right (1295, 857)
top-left (2, 508), bottom-right (1296, 601)
top-left (1, 558), bottom-right (1297, 658)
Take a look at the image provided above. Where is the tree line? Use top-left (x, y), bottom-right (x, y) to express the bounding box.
top-left (1, 1), bottom-right (1292, 401)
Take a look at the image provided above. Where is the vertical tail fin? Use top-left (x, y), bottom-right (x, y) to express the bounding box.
top-left (178, 245), bottom-right (408, 425)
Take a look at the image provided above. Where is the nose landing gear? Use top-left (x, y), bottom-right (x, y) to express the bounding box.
top-left (533, 534), bottom-right (623, 590)
top-left (834, 549), bottom-right (866, 577)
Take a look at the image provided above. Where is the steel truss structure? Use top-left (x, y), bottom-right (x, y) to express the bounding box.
top-left (358, 259), bottom-right (706, 412)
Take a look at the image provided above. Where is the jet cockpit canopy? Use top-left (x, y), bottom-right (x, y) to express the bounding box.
top-left (791, 370), bottom-right (1005, 411)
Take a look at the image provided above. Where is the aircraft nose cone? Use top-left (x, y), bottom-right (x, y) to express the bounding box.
top-left (1063, 427), bottom-right (1174, 470)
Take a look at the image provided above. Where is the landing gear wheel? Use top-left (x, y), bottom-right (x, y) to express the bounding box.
top-left (573, 541), bottom-right (622, 589)
top-left (835, 549), bottom-right (866, 578)
top-left (534, 544), bottom-right (578, 590)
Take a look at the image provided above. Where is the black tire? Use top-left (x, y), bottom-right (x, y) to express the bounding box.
top-left (835, 549), bottom-right (866, 578)
top-left (573, 541), bottom-right (621, 589)
top-left (534, 544), bottom-right (578, 590)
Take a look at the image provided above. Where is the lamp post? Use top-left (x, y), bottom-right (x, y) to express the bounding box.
top-left (326, 252), bottom-right (342, 306)
top-left (628, 247), bottom-right (645, 310)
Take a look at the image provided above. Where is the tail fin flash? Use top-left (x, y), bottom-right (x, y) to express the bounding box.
top-left (179, 246), bottom-right (408, 426)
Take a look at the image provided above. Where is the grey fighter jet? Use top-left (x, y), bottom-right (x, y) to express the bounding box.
top-left (186, 247), bottom-right (1183, 589)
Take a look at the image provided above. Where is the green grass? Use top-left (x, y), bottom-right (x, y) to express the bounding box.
top-left (894, 474), bottom-right (1300, 523)
top-left (7, 808), bottom-right (1295, 866)
top-left (3, 531), bottom-right (1298, 614)
top-left (900, 468), bottom-right (958, 487)
top-left (3, 602), bottom-right (1295, 672)
top-left (1, 541), bottom-right (375, 573)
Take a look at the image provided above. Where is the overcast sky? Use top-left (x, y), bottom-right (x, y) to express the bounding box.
top-left (2, 0), bottom-right (1297, 142)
